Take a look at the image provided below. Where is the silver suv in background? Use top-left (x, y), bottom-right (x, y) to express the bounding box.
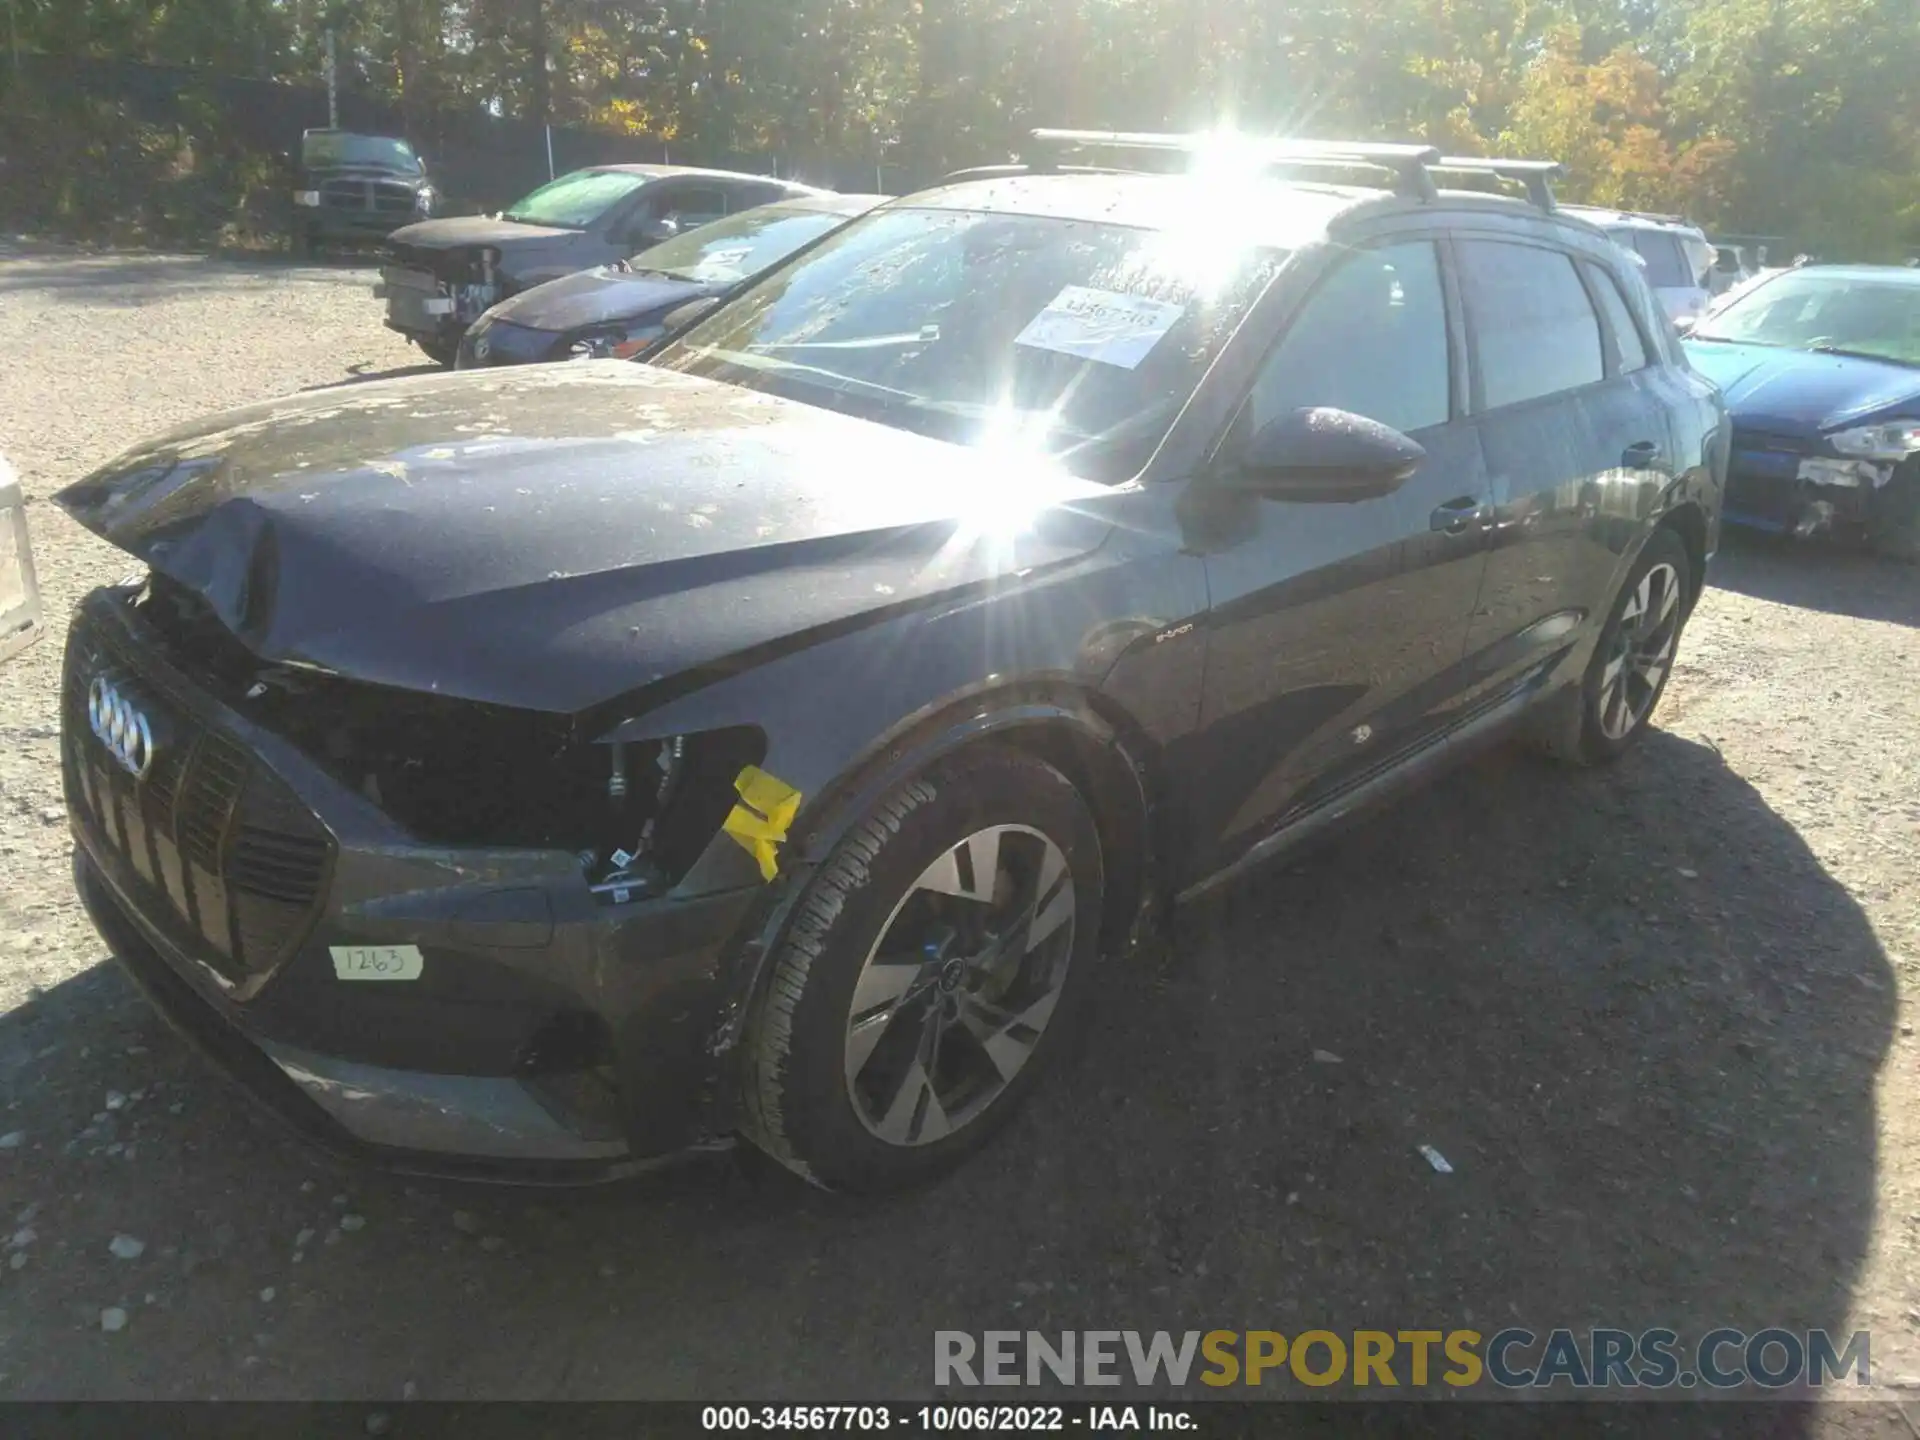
top-left (1566, 207), bottom-right (1714, 325)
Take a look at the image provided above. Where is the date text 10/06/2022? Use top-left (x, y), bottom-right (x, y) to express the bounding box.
top-left (702, 1407), bottom-right (1195, 1432)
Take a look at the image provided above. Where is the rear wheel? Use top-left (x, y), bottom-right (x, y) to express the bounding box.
top-left (1536, 526), bottom-right (1692, 766)
top-left (740, 747), bottom-right (1103, 1193)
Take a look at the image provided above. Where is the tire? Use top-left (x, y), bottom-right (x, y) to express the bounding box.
top-left (1870, 459), bottom-right (1920, 563)
top-left (1535, 526), bottom-right (1692, 767)
top-left (740, 746), bottom-right (1104, 1193)
top-left (415, 334), bottom-right (460, 368)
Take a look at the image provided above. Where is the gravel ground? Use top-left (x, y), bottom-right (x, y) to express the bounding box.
top-left (2, 246), bottom-right (1919, 1427)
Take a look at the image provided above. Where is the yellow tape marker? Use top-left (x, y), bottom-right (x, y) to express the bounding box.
top-left (721, 765), bottom-right (803, 882)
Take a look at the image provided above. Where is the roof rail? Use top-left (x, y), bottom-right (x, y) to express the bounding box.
top-left (1432, 156), bottom-right (1561, 213)
top-left (1027, 128), bottom-right (1444, 201)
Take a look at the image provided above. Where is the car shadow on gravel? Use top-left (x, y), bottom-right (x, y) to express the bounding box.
top-left (299, 361), bottom-right (446, 391)
top-left (1710, 531), bottom-right (1920, 627)
top-left (0, 730), bottom-right (1893, 1409)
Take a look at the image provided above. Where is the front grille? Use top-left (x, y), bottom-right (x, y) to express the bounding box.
top-left (1735, 428), bottom-right (1810, 457)
top-left (372, 180), bottom-right (417, 214)
top-left (319, 178), bottom-right (370, 211)
top-left (64, 605), bottom-right (334, 985)
top-left (319, 179), bottom-right (416, 216)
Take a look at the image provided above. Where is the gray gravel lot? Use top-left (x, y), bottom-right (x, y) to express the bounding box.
top-left (1, 247), bottom-right (1919, 1428)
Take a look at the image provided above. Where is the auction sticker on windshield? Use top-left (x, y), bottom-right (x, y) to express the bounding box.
top-left (329, 944), bottom-right (425, 981)
top-left (1014, 286), bottom-right (1185, 369)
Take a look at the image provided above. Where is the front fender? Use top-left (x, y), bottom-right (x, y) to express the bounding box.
top-left (598, 534), bottom-right (1207, 1061)
top-left (603, 530), bottom-right (1203, 872)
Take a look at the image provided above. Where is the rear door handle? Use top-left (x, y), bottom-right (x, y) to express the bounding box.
top-left (1430, 496), bottom-right (1488, 533)
top-left (1623, 440), bottom-right (1669, 470)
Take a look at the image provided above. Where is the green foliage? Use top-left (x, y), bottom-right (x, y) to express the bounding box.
top-left (4, 0), bottom-right (1917, 254)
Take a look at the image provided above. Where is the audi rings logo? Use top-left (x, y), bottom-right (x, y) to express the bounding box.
top-left (87, 676), bottom-right (158, 779)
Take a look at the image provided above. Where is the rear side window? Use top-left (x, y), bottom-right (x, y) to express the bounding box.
top-left (1457, 240), bottom-right (1605, 409)
top-left (1585, 263), bottom-right (1650, 372)
top-left (1631, 232), bottom-right (1692, 289)
top-left (1246, 240), bottom-right (1451, 436)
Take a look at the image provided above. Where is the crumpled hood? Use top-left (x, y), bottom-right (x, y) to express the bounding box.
top-left (386, 215), bottom-right (580, 251)
top-left (56, 365), bottom-right (1115, 714)
top-left (486, 266), bottom-right (711, 335)
top-left (1683, 339), bottom-right (1920, 436)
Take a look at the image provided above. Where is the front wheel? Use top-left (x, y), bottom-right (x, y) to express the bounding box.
top-left (740, 746), bottom-right (1104, 1193)
top-left (414, 334), bottom-right (460, 368)
top-left (1535, 526), bottom-right (1692, 766)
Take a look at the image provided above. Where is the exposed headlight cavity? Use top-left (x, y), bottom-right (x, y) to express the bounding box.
top-left (567, 324), bottom-right (667, 362)
top-left (1828, 420), bottom-right (1920, 464)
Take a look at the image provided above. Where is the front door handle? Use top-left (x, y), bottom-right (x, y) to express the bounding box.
top-left (1430, 496), bottom-right (1488, 534)
top-left (1623, 440), bottom-right (1669, 471)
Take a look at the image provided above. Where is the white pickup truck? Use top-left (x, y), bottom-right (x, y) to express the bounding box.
top-left (0, 452), bottom-right (44, 664)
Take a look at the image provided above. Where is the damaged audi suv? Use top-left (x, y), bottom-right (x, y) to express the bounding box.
top-left (58, 131), bottom-right (1725, 1193)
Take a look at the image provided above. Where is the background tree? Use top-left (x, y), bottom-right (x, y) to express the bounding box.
top-left (3, 0), bottom-right (1916, 255)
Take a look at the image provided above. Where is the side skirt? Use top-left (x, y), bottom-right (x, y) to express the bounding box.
top-left (1174, 664), bottom-right (1558, 907)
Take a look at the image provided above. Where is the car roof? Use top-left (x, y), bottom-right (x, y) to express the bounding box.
top-left (585, 164), bottom-right (830, 194)
top-left (776, 191), bottom-right (889, 215)
top-left (894, 170), bottom-right (1623, 255)
top-left (1781, 263), bottom-right (1920, 285)
top-left (1564, 205), bottom-right (1704, 237)
top-left (902, 172), bottom-right (1393, 247)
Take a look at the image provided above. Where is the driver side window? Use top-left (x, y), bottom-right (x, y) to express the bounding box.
top-left (1244, 240), bottom-right (1452, 438)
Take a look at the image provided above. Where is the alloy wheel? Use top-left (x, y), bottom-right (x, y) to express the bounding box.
top-left (1597, 560), bottom-right (1682, 740)
top-left (843, 824), bottom-right (1076, 1147)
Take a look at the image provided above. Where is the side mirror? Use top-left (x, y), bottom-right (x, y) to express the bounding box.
top-left (1228, 407), bottom-right (1425, 502)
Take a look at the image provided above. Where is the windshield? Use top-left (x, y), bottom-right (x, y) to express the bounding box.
top-left (1694, 271), bottom-right (1920, 366)
top-left (303, 132), bottom-right (420, 174)
top-left (503, 170), bottom-right (650, 228)
top-left (631, 205), bottom-right (857, 285)
top-left (650, 207), bottom-right (1283, 483)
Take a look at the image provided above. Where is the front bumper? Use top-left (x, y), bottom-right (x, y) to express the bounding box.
top-left (1724, 433), bottom-right (1894, 535)
top-left (305, 207), bottom-right (417, 241)
top-left (63, 590), bottom-right (765, 1180)
top-left (456, 317), bottom-right (565, 369)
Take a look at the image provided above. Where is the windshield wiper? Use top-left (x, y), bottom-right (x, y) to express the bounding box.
top-left (1808, 344), bottom-right (1915, 367)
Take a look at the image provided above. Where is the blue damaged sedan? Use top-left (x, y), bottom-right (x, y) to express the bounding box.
top-left (1683, 263), bottom-right (1920, 558)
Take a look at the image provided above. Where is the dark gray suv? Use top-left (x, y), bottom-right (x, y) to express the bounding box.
top-left (57, 132), bottom-right (1726, 1194)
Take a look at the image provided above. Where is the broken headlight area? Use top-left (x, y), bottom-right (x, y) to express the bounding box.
top-left (1829, 420), bottom-right (1920, 464)
top-left (1797, 455), bottom-right (1894, 490)
top-left (130, 574), bottom-right (763, 901)
top-left (565, 324), bottom-right (666, 362)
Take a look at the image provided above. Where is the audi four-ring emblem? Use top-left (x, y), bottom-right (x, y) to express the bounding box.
top-left (87, 675), bottom-right (158, 779)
